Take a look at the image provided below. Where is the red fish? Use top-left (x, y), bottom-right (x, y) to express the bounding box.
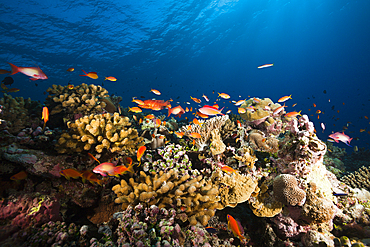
top-left (60, 168), bottom-right (82, 180)
top-left (10, 171), bottom-right (27, 181)
top-left (168, 105), bottom-right (185, 117)
top-left (198, 105), bottom-right (224, 116)
top-left (137, 146), bottom-right (146, 165)
top-left (8, 62), bottom-right (48, 81)
top-left (328, 132), bottom-right (353, 146)
top-left (42, 107), bottom-right (49, 131)
top-left (227, 214), bottom-right (245, 240)
top-left (79, 70), bottom-right (98, 79)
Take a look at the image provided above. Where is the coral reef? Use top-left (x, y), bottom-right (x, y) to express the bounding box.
top-left (248, 129), bottom-right (279, 153)
top-left (249, 182), bottom-right (283, 217)
top-left (112, 169), bottom-right (219, 226)
top-left (45, 83), bottom-right (110, 117)
top-left (0, 93), bottom-right (41, 134)
top-left (181, 115), bottom-right (230, 151)
top-left (341, 166), bottom-right (370, 191)
top-left (273, 174), bottom-right (306, 206)
top-left (210, 169), bottom-right (258, 209)
top-left (210, 129), bottom-right (226, 156)
top-left (56, 112), bottom-right (144, 154)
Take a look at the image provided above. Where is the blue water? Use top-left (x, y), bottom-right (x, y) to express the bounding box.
top-left (1, 0), bottom-right (369, 150)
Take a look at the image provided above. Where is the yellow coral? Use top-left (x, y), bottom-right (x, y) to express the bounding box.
top-left (249, 182), bottom-right (283, 217)
top-left (56, 113), bottom-right (144, 154)
top-left (112, 169), bottom-right (219, 226)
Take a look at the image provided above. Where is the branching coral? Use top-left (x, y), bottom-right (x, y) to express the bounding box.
top-left (181, 115), bottom-right (229, 151)
top-left (112, 169), bottom-right (219, 226)
top-left (273, 174), bottom-right (306, 206)
top-left (0, 93), bottom-right (40, 134)
top-left (56, 112), bottom-right (144, 154)
top-left (210, 169), bottom-right (258, 209)
top-left (45, 83), bottom-right (110, 117)
top-left (341, 166), bottom-right (370, 191)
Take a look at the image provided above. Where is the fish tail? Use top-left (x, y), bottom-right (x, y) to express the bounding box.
top-left (167, 107), bottom-right (172, 117)
top-left (79, 70), bottom-right (87, 76)
top-left (7, 62), bottom-right (19, 75)
top-left (127, 164), bottom-right (135, 174)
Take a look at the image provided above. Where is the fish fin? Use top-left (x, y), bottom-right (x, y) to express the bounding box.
top-left (7, 62), bottom-right (19, 75)
top-left (127, 164), bottom-right (135, 174)
top-left (167, 107), bottom-right (172, 117)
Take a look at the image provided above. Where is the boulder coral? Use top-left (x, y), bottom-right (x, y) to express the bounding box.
top-left (273, 174), bottom-right (306, 207)
top-left (56, 112), bottom-right (144, 154)
top-left (112, 169), bottom-right (219, 226)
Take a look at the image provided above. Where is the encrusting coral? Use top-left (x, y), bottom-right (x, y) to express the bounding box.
top-left (45, 83), bottom-right (111, 117)
top-left (249, 182), bottom-right (283, 217)
top-left (273, 174), bottom-right (306, 206)
top-left (181, 115), bottom-right (230, 151)
top-left (56, 112), bottom-right (144, 154)
top-left (210, 169), bottom-right (258, 209)
top-left (112, 169), bottom-right (219, 226)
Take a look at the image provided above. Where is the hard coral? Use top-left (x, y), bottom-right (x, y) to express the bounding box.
top-left (239, 97), bottom-right (281, 125)
top-left (210, 169), bottom-right (258, 209)
top-left (248, 130), bottom-right (279, 153)
top-left (45, 83), bottom-right (110, 117)
top-left (181, 115), bottom-right (229, 151)
top-left (341, 166), bottom-right (370, 191)
top-left (210, 129), bottom-right (226, 156)
top-left (56, 112), bottom-right (144, 154)
top-left (249, 182), bottom-right (283, 217)
top-left (0, 93), bottom-right (40, 134)
top-left (273, 174), bottom-right (306, 206)
top-left (112, 169), bottom-right (219, 226)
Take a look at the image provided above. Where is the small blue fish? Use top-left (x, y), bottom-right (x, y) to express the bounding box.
top-left (333, 192), bottom-right (348, 196)
top-left (205, 227), bottom-right (218, 234)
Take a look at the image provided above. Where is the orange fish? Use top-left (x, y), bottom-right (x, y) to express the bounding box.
top-left (129, 107), bottom-right (142, 113)
top-left (88, 153), bottom-right (100, 164)
top-left (313, 103), bottom-right (316, 107)
top-left (221, 165), bottom-right (236, 174)
top-left (292, 103), bottom-right (297, 107)
top-left (114, 164), bottom-right (135, 176)
top-left (185, 107), bottom-right (189, 112)
top-left (189, 132), bottom-right (201, 138)
top-left (42, 107), bottom-right (49, 131)
top-left (360, 129), bottom-right (366, 132)
top-left (168, 105), bottom-right (185, 118)
top-left (145, 114), bottom-right (155, 119)
top-left (137, 146), bottom-right (146, 165)
top-left (234, 99), bottom-right (245, 106)
top-left (278, 95), bottom-right (292, 103)
top-left (237, 120), bottom-right (242, 128)
top-left (5, 88), bottom-right (20, 93)
top-left (316, 110), bottom-right (321, 114)
top-left (8, 62), bottom-right (48, 81)
top-left (10, 171), bottom-right (27, 181)
top-left (140, 99), bottom-right (171, 111)
top-left (68, 84), bottom-right (74, 90)
top-left (285, 111), bottom-right (301, 118)
top-left (156, 118), bottom-right (161, 127)
top-left (193, 118), bottom-right (201, 125)
top-left (175, 132), bottom-right (185, 138)
top-left (150, 89), bottom-right (161, 95)
top-left (238, 107), bottom-right (246, 114)
top-left (190, 96), bottom-right (201, 103)
top-left (218, 93), bottom-right (230, 99)
top-left (60, 168), bottom-right (82, 180)
top-left (66, 67), bottom-right (74, 72)
top-left (80, 170), bottom-right (103, 186)
top-left (105, 76), bottom-right (117, 81)
top-left (190, 107), bottom-right (193, 112)
top-left (365, 116), bottom-right (369, 119)
top-left (132, 98), bottom-right (145, 105)
top-left (227, 214), bottom-right (245, 240)
top-left (79, 70), bottom-right (98, 79)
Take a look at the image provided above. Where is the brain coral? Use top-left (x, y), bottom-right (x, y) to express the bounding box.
top-left (112, 169), bottom-right (219, 226)
top-left (56, 112), bottom-right (144, 154)
top-left (273, 174), bottom-right (306, 206)
top-left (45, 83), bottom-right (110, 117)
